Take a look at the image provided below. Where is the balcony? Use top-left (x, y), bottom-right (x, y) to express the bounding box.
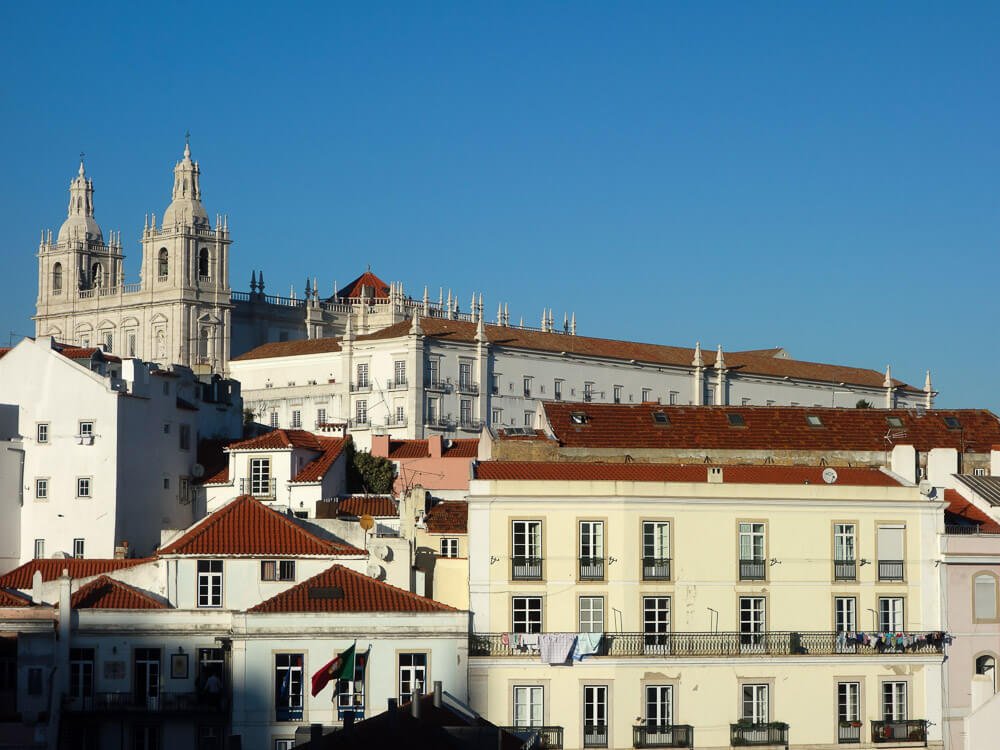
top-left (425, 379), bottom-right (451, 393)
top-left (739, 559), bottom-right (766, 580)
top-left (64, 692), bottom-right (224, 714)
top-left (878, 560), bottom-right (904, 581)
top-left (426, 416), bottom-right (454, 430)
top-left (499, 726), bottom-right (563, 749)
top-left (459, 418), bottom-right (483, 432)
top-left (871, 720), bottom-right (927, 744)
top-left (470, 631), bottom-right (944, 658)
top-left (730, 722), bottom-right (789, 747)
top-left (584, 724), bottom-right (608, 748)
top-left (642, 557), bottom-right (671, 581)
top-left (511, 556), bottom-right (543, 580)
top-left (239, 477), bottom-right (276, 499)
top-left (838, 722), bottom-right (862, 744)
top-left (633, 724), bottom-right (694, 748)
top-left (348, 417), bottom-right (370, 430)
top-left (386, 378), bottom-right (408, 390)
top-left (834, 559), bottom-right (857, 580)
top-left (349, 382), bottom-right (371, 393)
top-left (276, 706), bottom-right (303, 722)
top-left (457, 381), bottom-right (479, 395)
top-left (579, 557), bottom-right (605, 581)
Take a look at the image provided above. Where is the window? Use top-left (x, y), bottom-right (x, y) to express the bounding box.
top-left (77, 477), bottom-right (91, 497)
top-left (197, 560), bottom-right (223, 608)
top-left (69, 648), bottom-right (95, 700)
top-left (356, 363), bottom-right (369, 388)
top-left (739, 522), bottom-right (766, 580)
top-left (460, 399), bottom-right (472, 426)
top-left (523, 377), bottom-right (532, 397)
top-left (459, 362), bottom-right (472, 390)
top-left (554, 380), bottom-right (563, 400)
top-left (274, 653), bottom-right (304, 721)
top-left (613, 385), bottom-right (623, 404)
top-left (739, 597), bottom-right (766, 650)
top-left (512, 596), bottom-right (542, 633)
top-left (878, 597), bottom-right (904, 631)
top-left (336, 650), bottom-right (367, 717)
top-left (394, 360), bottom-right (406, 386)
top-left (835, 596), bottom-right (857, 633)
top-left (398, 653), bottom-right (427, 704)
top-left (583, 382), bottom-right (594, 402)
top-left (163, 477), bottom-right (170, 490)
top-left (491, 408), bottom-right (502, 424)
top-left (355, 400), bottom-right (367, 425)
top-left (838, 682), bottom-right (861, 742)
top-left (163, 423), bottom-right (171, 435)
top-left (79, 421), bottom-right (94, 437)
top-left (579, 521), bottom-right (605, 580)
top-left (316, 408), bottom-right (326, 426)
top-left (73, 539), bottom-right (84, 559)
top-left (579, 596), bottom-right (604, 633)
top-left (52, 262), bottom-right (63, 293)
top-left (269, 411), bottom-right (279, 428)
top-left (944, 416), bottom-right (962, 430)
top-left (158, 248), bottom-right (169, 278)
top-left (807, 414), bottom-right (824, 427)
top-left (290, 409), bottom-right (301, 429)
top-left (974, 573), bottom-right (998, 621)
top-left (103, 331), bottom-right (113, 352)
top-left (834, 523), bottom-right (857, 579)
top-left (274, 741), bottom-right (296, 750)
top-left (742, 684), bottom-right (769, 723)
top-left (642, 521), bottom-right (670, 579)
top-left (641, 388), bottom-right (652, 402)
top-left (250, 457), bottom-right (272, 497)
top-left (877, 525), bottom-right (905, 581)
top-left (127, 331), bottom-right (137, 357)
top-left (645, 685), bottom-right (673, 727)
top-left (179, 424), bottom-right (191, 451)
top-left (35, 479), bottom-right (48, 500)
top-left (427, 358), bottom-right (440, 385)
top-left (198, 648), bottom-right (225, 694)
top-left (652, 411), bottom-right (670, 425)
top-left (882, 681), bottom-right (907, 720)
top-left (440, 538), bottom-right (459, 558)
top-left (37, 423), bottom-right (49, 444)
top-left (643, 596), bottom-right (671, 652)
top-left (427, 397), bottom-right (439, 423)
top-left (523, 411), bottom-right (533, 427)
top-left (491, 373), bottom-right (500, 395)
top-left (513, 685), bottom-right (543, 727)
top-left (668, 391), bottom-right (678, 405)
top-left (395, 405), bottom-right (405, 424)
top-left (261, 560), bottom-right (296, 582)
top-left (974, 467), bottom-right (988, 477)
top-left (198, 248), bottom-right (210, 277)
top-left (727, 413), bottom-right (746, 426)
top-left (34, 539), bottom-right (44, 559)
top-left (583, 685), bottom-right (608, 747)
top-left (179, 477), bottom-right (191, 504)
top-left (512, 520), bottom-right (542, 579)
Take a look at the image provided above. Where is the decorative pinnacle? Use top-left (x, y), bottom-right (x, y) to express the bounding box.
top-left (183, 131), bottom-right (191, 159)
top-left (78, 152), bottom-right (86, 177)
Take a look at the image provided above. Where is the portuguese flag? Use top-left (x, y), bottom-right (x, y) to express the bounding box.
top-left (311, 643), bottom-right (356, 697)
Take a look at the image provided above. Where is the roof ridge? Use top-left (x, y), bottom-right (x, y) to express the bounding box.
top-left (69, 575), bottom-right (168, 609)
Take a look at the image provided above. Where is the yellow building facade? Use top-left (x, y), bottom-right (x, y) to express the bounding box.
top-left (467, 464), bottom-right (945, 750)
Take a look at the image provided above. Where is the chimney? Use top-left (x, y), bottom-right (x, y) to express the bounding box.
top-left (707, 467), bottom-right (723, 484)
top-left (411, 692), bottom-right (421, 718)
top-left (890, 445), bottom-right (918, 485)
top-left (31, 570), bottom-right (43, 605)
top-left (343, 713), bottom-right (355, 730)
top-left (433, 681), bottom-right (443, 707)
top-left (310, 724), bottom-right (322, 744)
top-left (371, 434), bottom-right (390, 457)
top-left (428, 434), bottom-right (443, 459)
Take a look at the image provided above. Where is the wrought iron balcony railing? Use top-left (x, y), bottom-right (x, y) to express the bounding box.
top-left (499, 726), bottom-right (563, 749)
top-left (579, 556), bottom-right (605, 580)
top-left (838, 722), bottom-right (862, 744)
top-left (740, 559), bottom-right (766, 580)
top-left (512, 556), bottom-right (543, 580)
top-left (730, 722), bottom-right (789, 747)
top-left (425, 379), bottom-right (452, 393)
top-left (457, 381), bottom-right (479, 395)
top-left (834, 559), bottom-right (857, 580)
top-left (64, 692), bottom-right (223, 713)
top-left (583, 724), bottom-right (608, 748)
top-left (349, 382), bottom-right (371, 393)
top-left (239, 477), bottom-right (276, 499)
top-left (871, 719), bottom-right (927, 744)
top-left (878, 560), bottom-right (904, 581)
top-left (470, 631), bottom-right (944, 658)
top-left (633, 724), bottom-right (694, 748)
top-left (385, 378), bottom-right (408, 390)
top-left (642, 557), bottom-right (671, 580)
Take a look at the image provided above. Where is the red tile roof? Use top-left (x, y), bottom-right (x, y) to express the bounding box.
top-left (0, 558), bottom-right (151, 590)
top-left (247, 564), bottom-right (457, 614)
top-left (475, 461), bottom-right (904, 487)
top-left (293, 437), bottom-right (350, 483)
top-left (495, 428), bottom-right (552, 441)
top-left (0, 348), bottom-right (11, 359)
top-left (335, 270), bottom-right (391, 300)
top-left (424, 501), bottom-right (468, 534)
top-left (385, 438), bottom-right (479, 459)
top-left (541, 403), bottom-right (1000, 453)
top-left (944, 489), bottom-right (1000, 533)
top-left (220, 432), bottom-right (349, 484)
top-left (69, 575), bottom-right (168, 610)
top-left (228, 429), bottom-right (326, 451)
top-left (159, 495), bottom-right (364, 556)
top-left (0, 588), bottom-right (31, 607)
top-left (337, 496), bottom-right (397, 517)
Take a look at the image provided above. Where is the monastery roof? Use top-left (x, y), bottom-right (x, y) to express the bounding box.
top-left (944, 489), bottom-right (1000, 533)
top-left (69, 575), bottom-right (168, 610)
top-left (0, 588), bottom-right (32, 607)
top-left (424, 501), bottom-right (468, 534)
top-left (233, 317), bottom-right (920, 392)
top-left (541, 403), bottom-right (1000, 453)
top-left (337, 496), bottom-right (397, 518)
top-left (385, 438), bottom-right (479, 459)
top-left (335, 270), bottom-right (391, 300)
top-left (474, 461), bottom-right (905, 487)
top-left (247, 564), bottom-right (458, 614)
top-left (158, 495), bottom-right (363, 557)
top-left (0, 558), bottom-right (151, 590)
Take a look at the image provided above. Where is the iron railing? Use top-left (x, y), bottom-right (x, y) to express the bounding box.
top-left (878, 560), bottom-right (904, 581)
top-left (385, 378), bottom-right (408, 390)
top-left (579, 557), bottom-right (605, 580)
top-left (512, 557), bottom-right (543, 580)
top-left (459, 419), bottom-right (483, 431)
top-left (239, 477), bottom-right (276, 499)
top-left (838, 722), bottom-right (862, 744)
top-left (834, 559), bottom-right (857, 580)
top-left (642, 557), bottom-right (671, 580)
top-left (64, 692), bottom-right (223, 713)
top-left (457, 381), bottom-right (479, 395)
top-left (499, 726), bottom-right (563, 749)
top-left (730, 722), bottom-right (789, 747)
top-left (349, 382), bottom-right (371, 393)
top-left (945, 524), bottom-right (1000, 535)
top-left (583, 724), bottom-right (608, 748)
top-left (470, 631), bottom-right (944, 658)
top-left (425, 379), bottom-right (452, 392)
top-left (740, 559), bottom-right (766, 580)
top-left (871, 720), bottom-right (927, 744)
top-left (633, 724), bottom-right (694, 748)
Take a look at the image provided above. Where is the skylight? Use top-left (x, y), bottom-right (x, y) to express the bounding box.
top-left (806, 415), bottom-right (823, 427)
top-left (652, 412), bottom-right (670, 425)
top-left (727, 413), bottom-right (746, 427)
top-left (886, 416), bottom-right (904, 428)
top-left (944, 416), bottom-right (961, 430)
top-left (569, 412), bottom-right (588, 425)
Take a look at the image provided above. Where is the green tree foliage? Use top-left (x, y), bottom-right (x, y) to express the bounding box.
top-left (345, 443), bottom-right (396, 494)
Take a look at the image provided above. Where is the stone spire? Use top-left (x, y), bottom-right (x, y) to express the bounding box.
top-left (884, 365), bottom-right (895, 409)
top-left (692, 342), bottom-right (705, 406)
top-left (57, 155), bottom-right (103, 244)
top-left (692, 341), bottom-right (704, 368)
top-left (924, 370), bottom-right (934, 409)
top-left (571, 312), bottom-right (576, 336)
top-left (410, 311), bottom-right (422, 336)
top-left (423, 286), bottom-right (430, 316)
top-left (715, 345), bottom-right (727, 405)
top-left (475, 314), bottom-right (487, 343)
top-left (162, 135), bottom-right (209, 227)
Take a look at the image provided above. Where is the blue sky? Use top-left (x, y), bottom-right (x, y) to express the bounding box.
top-left (2, 2), bottom-right (997, 409)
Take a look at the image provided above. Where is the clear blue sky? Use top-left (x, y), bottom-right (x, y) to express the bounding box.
top-left (2, 2), bottom-right (997, 409)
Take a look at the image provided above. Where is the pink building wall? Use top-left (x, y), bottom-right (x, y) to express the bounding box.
top-left (370, 434), bottom-right (476, 496)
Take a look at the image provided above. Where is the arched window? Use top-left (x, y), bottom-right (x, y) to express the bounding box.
top-left (974, 573), bottom-right (998, 621)
top-left (976, 655), bottom-right (996, 675)
top-left (52, 263), bottom-right (63, 293)
top-left (198, 248), bottom-right (210, 279)
top-left (158, 248), bottom-right (169, 278)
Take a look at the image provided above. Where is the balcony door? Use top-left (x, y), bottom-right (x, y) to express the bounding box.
top-left (645, 685), bottom-right (673, 726)
top-left (133, 648), bottom-right (160, 709)
top-left (513, 685), bottom-right (543, 727)
top-left (741, 683), bottom-right (769, 723)
top-left (739, 597), bottom-right (766, 652)
top-left (643, 597), bottom-right (671, 654)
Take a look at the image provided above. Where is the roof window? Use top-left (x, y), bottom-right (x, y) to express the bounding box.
top-left (886, 416), bottom-right (904, 428)
top-left (806, 415), bottom-right (823, 427)
top-left (569, 412), bottom-right (588, 425)
top-left (944, 416), bottom-right (962, 430)
top-left (652, 412), bottom-right (670, 425)
top-left (726, 413), bottom-right (746, 427)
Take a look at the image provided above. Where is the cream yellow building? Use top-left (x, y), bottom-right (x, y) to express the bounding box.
top-left (467, 462), bottom-right (945, 750)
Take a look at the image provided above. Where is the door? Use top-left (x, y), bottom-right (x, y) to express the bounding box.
top-left (643, 597), bottom-right (671, 653)
top-left (134, 648), bottom-right (160, 709)
top-left (739, 597), bottom-right (766, 652)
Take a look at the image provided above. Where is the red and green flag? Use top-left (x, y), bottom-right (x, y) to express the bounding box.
top-left (311, 643), bottom-right (356, 697)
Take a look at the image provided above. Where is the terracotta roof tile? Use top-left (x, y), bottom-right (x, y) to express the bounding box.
top-left (444, 439), bottom-right (479, 458)
top-left (334, 270), bottom-right (391, 300)
top-left (475, 461), bottom-right (904, 487)
top-left (0, 348), bottom-right (11, 359)
top-left (69, 575), bottom-right (168, 610)
top-left (158, 495), bottom-right (364, 556)
top-left (337, 497), bottom-right (397, 517)
top-left (541, 403), bottom-right (1000, 453)
top-left (944, 489), bottom-right (1000, 533)
top-left (247, 564), bottom-right (457, 614)
top-left (0, 588), bottom-right (32, 607)
top-left (385, 438), bottom-right (479, 459)
top-left (496, 428), bottom-right (552, 441)
top-left (293, 437), bottom-right (350, 482)
top-left (0, 559), bottom-right (152, 590)
top-left (424, 502), bottom-right (468, 534)
top-left (228, 429), bottom-right (326, 451)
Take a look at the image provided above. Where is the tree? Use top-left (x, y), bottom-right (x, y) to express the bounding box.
top-left (346, 443), bottom-right (395, 494)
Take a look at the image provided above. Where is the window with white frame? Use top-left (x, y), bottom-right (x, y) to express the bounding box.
top-left (460, 399), bottom-right (472, 425)
top-left (69, 648), bottom-right (95, 700)
top-left (77, 477), bottom-right (91, 497)
top-left (739, 523), bottom-right (765, 562)
top-left (290, 409), bottom-right (302, 429)
top-left (512, 596), bottom-right (542, 633)
top-left (73, 539), bottom-right (84, 559)
top-left (491, 373), bottom-right (500, 395)
top-left (739, 597), bottom-right (765, 649)
top-left (427, 358), bottom-right (440, 385)
top-left (316, 408), bottom-right (327, 426)
top-left (394, 360), bottom-right (406, 385)
top-left (882, 681), bottom-right (906, 720)
top-left (838, 681), bottom-right (860, 723)
top-left (491, 408), bottom-right (502, 424)
top-left (876, 525), bottom-right (905, 580)
top-left (523, 411), bottom-right (533, 427)
top-left (261, 560), bottom-right (296, 582)
top-left (579, 521), bottom-right (604, 566)
top-left (645, 685), bottom-right (673, 727)
top-left (512, 520), bottom-right (542, 570)
top-left (835, 596), bottom-right (857, 632)
top-left (250, 458), bottom-right (271, 497)
top-left (179, 424), bottom-right (191, 451)
top-left (835, 523), bottom-right (856, 561)
top-left (78, 421), bottom-right (94, 437)
top-left (335, 653), bottom-right (366, 715)
top-left (741, 683), bottom-right (769, 723)
top-left (459, 362), bottom-right (472, 390)
top-left (669, 391), bottom-right (678, 405)
top-left (513, 685), bottom-right (543, 727)
top-left (35, 479), bottom-right (48, 500)
top-left (197, 560), bottom-right (223, 607)
top-left (579, 596), bottom-right (604, 633)
top-left (641, 388), bottom-right (652, 402)
top-left (427, 398), bottom-right (439, 423)
top-left (440, 538), bottom-right (459, 558)
top-left (269, 411), bottom-right (278, 428)
top-left (554, 380), bottom-right (563, 400)
top-left (355, 400), bottom-right (368, 425)
top-left (36, 423), bottom-right (49, 443)
top-left (398, 653), bottom-right (427, 704)
top-left (523, 376), bottom-right (532, 397)
top-left (974, 573), bottom-right (998, 620)
top-left (356, 362), bottom-right (369, 388)
top-left (34, 539), bottom-right (44, 559)
top-left (583, 382), bottom-right (594, 401)
top-left (878, 597), bottom-right (904, 631)
top-left (274, 653), bottom-right (304, 720)
top-left (643, 521), bottom-right (670, 578)
top-left (395, 405), bottom-right (405, 424)
top-left (583, 685), bottom-right (608, 745)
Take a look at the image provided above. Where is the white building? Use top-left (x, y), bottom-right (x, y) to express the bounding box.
top-left (0, 336), bottom-right (242, 570)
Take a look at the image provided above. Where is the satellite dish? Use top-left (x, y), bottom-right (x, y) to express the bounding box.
top-left (372, 543), bottom-right (391, 562)
top-left (366, 563), bottom-right (385, 580)
top-left (359, 514), bottom-right (375, 531)
top-left (192, 463), bottom-right (205, 478)
top-left (822, 468), bottom-right (838, 484)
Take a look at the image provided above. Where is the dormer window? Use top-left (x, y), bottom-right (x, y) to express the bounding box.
top-left (806, 415), bottom-right (823, 427)
top-left (944, 416), bottom-right (961, 430)
top-left (727, 413), bottom-right (746, 427)
top-left (570, 412), bottom-right (588, 425)
top-left (652, 412), bottom-right (670, 425)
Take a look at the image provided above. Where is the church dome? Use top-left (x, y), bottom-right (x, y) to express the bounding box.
top-left (57, 160), bottom-right (104, 244)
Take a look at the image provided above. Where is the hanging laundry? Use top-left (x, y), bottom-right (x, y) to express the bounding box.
top-left (573, 632), bottom-right (604, 660)
top-left (539, 633), bottom-right (576, 664)
top-left (521, 633), bottom-right (540, 652)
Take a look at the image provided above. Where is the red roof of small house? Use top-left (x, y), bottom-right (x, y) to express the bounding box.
top-left (424, 501), bottom-right (468, 534)
top-left (336, 270), bottom-right (391, 300)
top-left (385, 438), bottom-right (479, 459)
top-left (228, 429), bottom-right (327, 451)
top-left (69, 575), bottom-right (168, 610)
top-left (474, 461), bottom-right (905, 487)
top-left (944, 489), bottom-right (1000, 533)
top-left (337, 497), bottom-right (397, 518)
top-left (197, 439), bottom-right (229, 485)
top-left (158, 495), bottom-right (364, 557)
top-left (0, 558), bottom-right (152, 590)
top-left (0, 348), bottom-right (11, 359)
top-left (293, 437), bottom-right (350, 482)
top-left (247, 564), bottom-right (457, 614)
top-left (0, 588), bottom-right (32, 607)
top-left (541, 403), bottom-right (1000, 453)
